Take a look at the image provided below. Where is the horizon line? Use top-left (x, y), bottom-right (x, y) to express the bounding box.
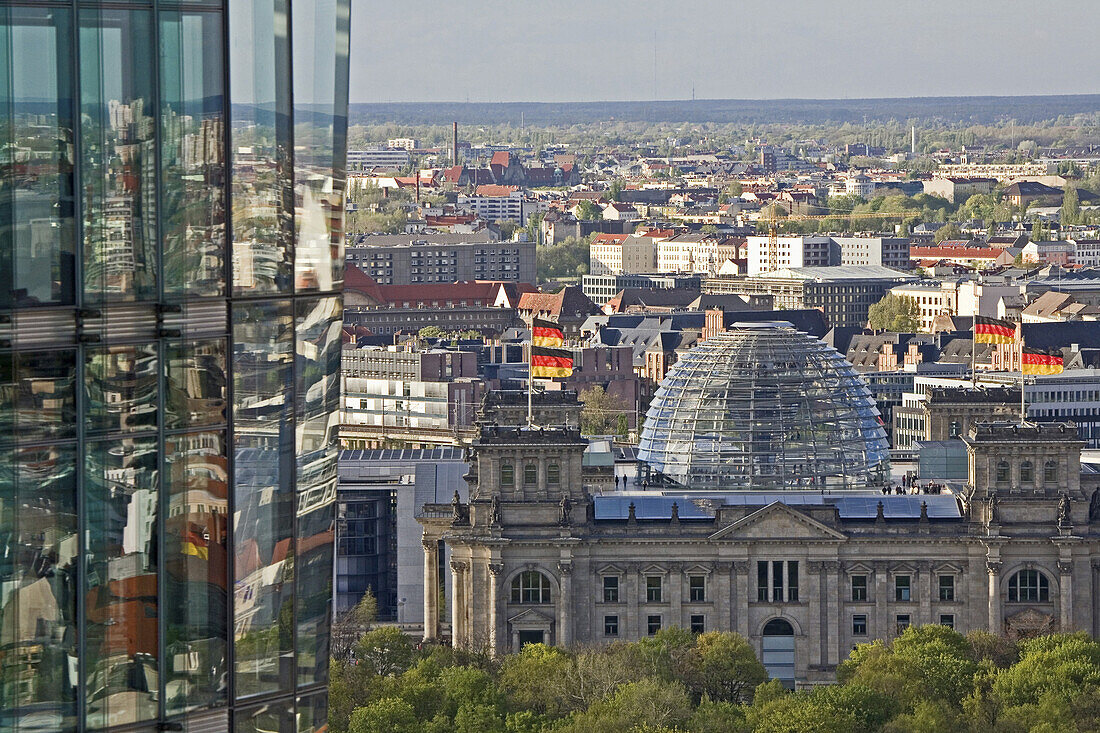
top-left (348, 92), bottom-right (1100, 106)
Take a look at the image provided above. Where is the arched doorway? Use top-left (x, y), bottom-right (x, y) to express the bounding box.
top-left (762, 618), bottom-right (796, 689)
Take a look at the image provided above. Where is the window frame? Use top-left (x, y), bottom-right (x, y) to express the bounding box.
top-left (500, 462), bottom-right (514, 487)
top-left (1007, 569), bottom-right (1050, 603)
top-left (647, 615), bottom-right (662, 636)
top-left (852, 614), bottom-right (868, 636)
top-left (523, 463), bottom-right (537, 486)
top-left (895, 574), bottom-right (911, 602)
top-left (688, 575), bottom-right (706, 603)
top-left (603, 575), bottom-right (619, 603)
top-left (938, 574), bottom-right (955, 602)
top-left (689, 614), bottom-right (705, 634)
top-left (1020, 460), bottom-right (1034, 483)
top-left (547, 462), bottom-right (560, 485)
top-left (604, 614), bottom-right (619, 636)
top-left (510, 571), bottom-right (551, 604)
top-left (851, 574), bottom-right (868, 602)
top-left (646, 575), bottom-right (663, 603)
top-left (896, 614), bottom-right (911, 634)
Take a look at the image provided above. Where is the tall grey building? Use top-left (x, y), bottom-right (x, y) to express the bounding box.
top-left (0, 1), bottom-right (349, 730)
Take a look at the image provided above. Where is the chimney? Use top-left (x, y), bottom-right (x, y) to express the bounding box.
top-left (453, 121), bottom-right (459, 166)
top-left (911, 126), bottom-right (916, 155)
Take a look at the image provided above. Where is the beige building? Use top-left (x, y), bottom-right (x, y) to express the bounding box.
top-left (421, 419), bottom-right (1100, 688)
top-left (656, 234), bottom-right (744, 275)
top-left (589, 234), bottom-right (659, 276)
top-left (890, 281), bottom-right (958, 332)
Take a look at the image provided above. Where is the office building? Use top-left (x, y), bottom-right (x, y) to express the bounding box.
top-left (346, 234), bottom-right (535, 285)
top-left (0, 3), bottom-right (349, 730)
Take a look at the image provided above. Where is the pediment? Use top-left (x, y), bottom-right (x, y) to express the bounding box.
top-left (508, 607), bottom-right (554, 626)
top-left (709, 501), bottom-right (846, 542)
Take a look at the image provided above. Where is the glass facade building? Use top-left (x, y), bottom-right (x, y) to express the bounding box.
top-left (0, 0), bottom-right (349, 730)
top-left (638, 322), bottom-right (890, 490)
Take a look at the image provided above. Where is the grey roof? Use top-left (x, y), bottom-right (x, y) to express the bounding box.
top-left (592, 492), bottom-right (962, 520)
top-left (770, 265), bottom-right (919, 282)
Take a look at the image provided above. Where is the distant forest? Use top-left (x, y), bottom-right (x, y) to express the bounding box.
top-left (349, 95), bottom-right (1100, 127)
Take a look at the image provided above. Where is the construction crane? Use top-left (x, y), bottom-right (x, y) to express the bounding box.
top-left (760, 209), bottom-right (911, 273)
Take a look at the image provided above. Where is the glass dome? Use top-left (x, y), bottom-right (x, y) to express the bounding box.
top-left (637, 322), bottom-right (890, 490)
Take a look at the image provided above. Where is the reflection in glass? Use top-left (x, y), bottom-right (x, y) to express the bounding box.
top-left (0, 444), bottom-right (79, 732)
top-left (292, 0), bottom-right (349, 293)
top-left (297, 691), bottom-right (329, 733)
top-left (165, 431), bottom-right (228, 716)
top-left (85, 344), bottom-right (158, 435)
top-left (160, 9), bottom-right (226, 298)
top-left (230, 0), bottom-right (293, 295)
top-left (295, 297), bottom-right (340, 686)
top-left (84, 436), bottom-right (159, 729)
top-left (233, 301), bottom-right (295, 697)
top-left (235, 699), bottom-right (294, 733)
top-left (166, 339), bottom-right (227, 430)
top-left (79, 7), bottom-right (158, 303)
top-left (0, 7), bottom-right (77, 308)
top-left (7, 350), bottom-right (77, 444)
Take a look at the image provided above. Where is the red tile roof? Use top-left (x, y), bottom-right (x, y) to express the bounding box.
top-left (490, 151), bottom-right (511, 167)
top-left (474, 184), bottom-right (520, 197)
top-left (592, 233), bottom-right (629, 245)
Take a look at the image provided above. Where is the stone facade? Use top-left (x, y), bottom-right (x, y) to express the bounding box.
top-left (419, 421), bottom-right (1100, 688)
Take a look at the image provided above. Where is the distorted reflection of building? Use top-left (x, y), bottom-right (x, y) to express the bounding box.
top-left (0, 2), bottom-right (349, 730)
top-left (421, 322), bottom-right (1100, 690)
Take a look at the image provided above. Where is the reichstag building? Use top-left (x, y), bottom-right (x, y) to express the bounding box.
top-left (420, 323), bottom-right (1100, 687)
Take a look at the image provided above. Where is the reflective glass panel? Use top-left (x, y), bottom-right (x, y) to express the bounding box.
top-left (232, 301), bottom-right (295, 697)
top-left (10, 349), bottom-right (77, 444)
top-left (0, 7), bottom-right (77, 308)
top-left (165, 431), bottom-right (228, 716)
top-left (166, 339), bottom-right (226, 430)
top-left (159, 9), bottom-right (226, 298)
top-left (84, 344), bottom-right (158, 435)
top-left (78, 7), bottom-right (158, 303)
top-left (235, 699), bottom-right (294, 733)
top-left (292, 0), bottom-right (349, 293)
top-left (229, 0), bottom-right (292, 295)
top-left (0, 444), bottom-right (79, 732)
top-left (294, 297), bottom-right (340, 686)
top-left (84, 436), bottom-right (159, 729)
top-left (297, 691), bottom-right (329, 733)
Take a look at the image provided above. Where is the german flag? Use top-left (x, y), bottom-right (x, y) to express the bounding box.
top-left (532, 318), bottom-right (565, 347)
top-left (181, 528), bottom-right (209, 560)
top-left (531, 346), bottom-right (573, 378)
top-left (974, 316), bottom-right (1016, 344)
top-left (1022, 347), bottom-right (1065, 375)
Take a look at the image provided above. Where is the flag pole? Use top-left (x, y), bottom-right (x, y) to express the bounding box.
top-left (527, 315), bottom-right (534, 427)
top-left (1019, 328), bottom-right (1026, 425)
top-left (971, 319), bottom-right (977, 388)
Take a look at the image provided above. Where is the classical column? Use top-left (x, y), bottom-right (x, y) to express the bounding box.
top-left (423, 540), bottom-right (439, 641)
top-left (807, 561), bottom-right (823, 668)
top-left (558, 561), bottom-right (573, 648)
top-left (824, 561), bottom-right (840, 667)
top-left (714, 562), bottom-right (731, 632)
top-left (986, 560), bottom-right (1002, 633)
top-left (733, 561), bottom-right (750, 638)
top-left (450, 559), bottom-right (467, 648)
top-left (918, 562), bottom-right (932, 626)
top-left (1059, 560), bottom-right (1074, 631)
top-left (669, 562), bottom-right (683, 629)
top-left (488, 562), bottom-right (504, 653)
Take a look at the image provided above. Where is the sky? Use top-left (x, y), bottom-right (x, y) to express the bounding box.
top-left (349, 0), bottom-right (1100, 104)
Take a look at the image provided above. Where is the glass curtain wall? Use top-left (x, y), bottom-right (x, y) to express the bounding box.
top-left (0, 0), bottom-right (348, 730)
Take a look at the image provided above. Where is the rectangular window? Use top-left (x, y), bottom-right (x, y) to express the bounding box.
top-left (772, 560), bottom-right (784, 602)
top-left (646, 575), bottom-right (662, 603)
top-left (852, 614), bottom-right (867, 635)
top-left (690, 615), bottom-right (705, 634)
top-left (896, 614), bottom-right (911, 634)
top-left (787, 561), bottom-right (799, 602)
top-left (939, 575), bottom-right (955, 602)
top-left (851, 575), bottom-right (868, 601)
top-left (895, 575), bottom-right (911, 602)
top-left (757, 561), bottom-right (768, 602)
top-left (603, 576), bottom-right (619, 603)
top-left (939, 614), bottom-right (955, 629)
top-left (605, 615), bottom-right (619, 636)
top-left (647, 615), bottom-right (662, 635)
top-left (689, 575), bottom-right (706, 602)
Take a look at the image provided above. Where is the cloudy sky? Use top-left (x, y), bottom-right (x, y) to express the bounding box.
top-left (349, 0), bottom-right (1100, 103)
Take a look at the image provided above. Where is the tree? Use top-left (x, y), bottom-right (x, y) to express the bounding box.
top-left (561, 678), bottom-right (694, 733)
top-left (348, 698), bottom-right (420, 733)
top-left (575, 200), bottom-right (603, 221)
top-left (537, 236), bottom-right (590, 281)
top-left (354, 626), bottom-right (416, 677)
top-left (693, 632), bottom-right (769, 703)
top-left (933, 223), bottom-right (963, 244)
top-left (332, 589), bottom-right (379, 659)
top-left (727, 181), bottom-right (744, 197)
top-left (1062, 183), bottom-right (1081, 225)
top-left (867, 294), bottom-right (921, 332)
top-left (578, 385), bottom-right (631, 436)
top-left (609, 179), bottom-right (624, 202)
